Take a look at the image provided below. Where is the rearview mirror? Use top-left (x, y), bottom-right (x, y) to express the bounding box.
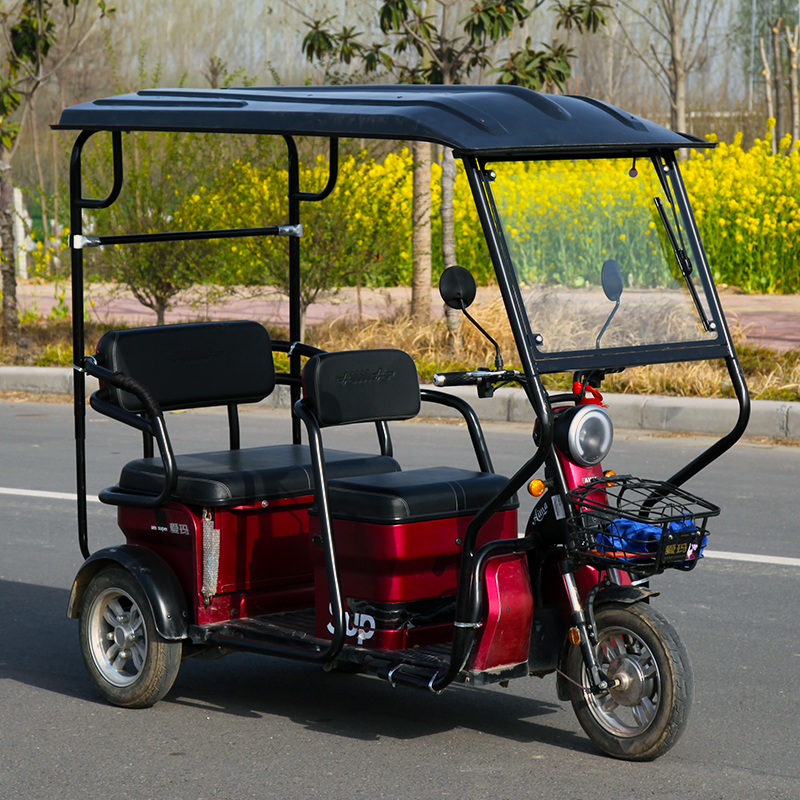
top-left (601, 259), bottom-right (624, 303)
top-left (439, 266), bottom-right (477, 310)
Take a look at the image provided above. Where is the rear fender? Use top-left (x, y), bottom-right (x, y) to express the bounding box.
top-left (66, 544), bottom-right (189, 640)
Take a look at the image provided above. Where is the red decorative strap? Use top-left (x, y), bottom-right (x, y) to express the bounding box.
top-left (573, 381), bottom-right (605, 406)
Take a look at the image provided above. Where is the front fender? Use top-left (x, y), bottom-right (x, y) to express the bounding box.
top-left (66, 544), bottom-right (189, 640)
top-left (594, 584), bottom-right (659, 606)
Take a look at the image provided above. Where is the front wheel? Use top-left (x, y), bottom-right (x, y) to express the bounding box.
top-left (565, 602), bottom-right (693, 761)
top-left (78, 566), bottom-right (182, 708)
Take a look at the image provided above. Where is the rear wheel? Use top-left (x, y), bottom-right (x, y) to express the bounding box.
top-left (565, 602), bottom-right (693, 761)
top-left (79, 566), bottom-right (181, 708)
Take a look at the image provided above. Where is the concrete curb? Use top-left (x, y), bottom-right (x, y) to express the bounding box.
top-left (419, 385), bottom-right (784, 438)
top-left (0, 366), bottom-right (99, 396)
top-left (0, 365), bottom-right (789, 439)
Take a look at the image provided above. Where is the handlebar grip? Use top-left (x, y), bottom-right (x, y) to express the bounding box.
top-left (432, 372), bottom-right (479, 387)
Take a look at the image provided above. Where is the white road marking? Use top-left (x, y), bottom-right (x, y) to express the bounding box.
top-left (0, 487), bottom-right (102, 503)
top-left (703, 550), bottom-right (800, 568)
top-left (2, 486), bottom-right (798, 567)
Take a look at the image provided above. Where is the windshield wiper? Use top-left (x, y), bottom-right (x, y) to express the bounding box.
top-left (653, 196), bottom-right (715, 332)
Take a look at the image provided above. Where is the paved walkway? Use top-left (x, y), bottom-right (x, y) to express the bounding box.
top-left (8, 281), bottom-right (800, 438)
top-left (711, 291), bottom-right (800, 351)
top-left (16, 281), bottom-right (800, 352)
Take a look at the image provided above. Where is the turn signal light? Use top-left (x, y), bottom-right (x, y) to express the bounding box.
top-left (568, 627), bottom-right (581, 645)
top-left (527, 479), bottom-right (547, 497)
top-left (604, 470), bottom-right (617, 487)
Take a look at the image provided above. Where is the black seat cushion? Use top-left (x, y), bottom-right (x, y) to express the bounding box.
top-left (324, 467), bottom-right (518, 524)
top-left (117, 445), bottom-right (401, 506)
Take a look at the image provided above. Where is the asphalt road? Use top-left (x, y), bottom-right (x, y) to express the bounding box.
top-left (1, 400), bottom-right (799, 800)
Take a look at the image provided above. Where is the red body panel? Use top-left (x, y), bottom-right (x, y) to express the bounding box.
top-left (557, 454), bottom-right (604, 492)
top-left (544, 450), bottom-right (631, 622)
top-left (118, 496), bottom-right (317, 625)
top-left (311, 509), bottom-right (520, 649)
top-left (114, 444), bottom-right (624, 660)
top-left (469, 553), bottom-right (534, 672)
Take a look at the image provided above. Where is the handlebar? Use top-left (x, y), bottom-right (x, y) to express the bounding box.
top-left (432, 369), bottom-right (525, 388)
top-left (433, 370), bottom-right (603, 409)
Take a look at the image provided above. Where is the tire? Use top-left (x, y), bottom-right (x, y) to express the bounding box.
top-left (565, 602), bottom-right (693, 761)
top-left (78, 566), bottom-right (182, 708)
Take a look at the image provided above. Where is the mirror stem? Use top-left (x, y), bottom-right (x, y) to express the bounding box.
top-left (595, 300), bottom-right (620, 350)
top-left (462, 303), bottom-right (504, 370)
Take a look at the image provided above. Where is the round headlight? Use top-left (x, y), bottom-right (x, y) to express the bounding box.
top-left (554, 405), bottom-right (614, 467)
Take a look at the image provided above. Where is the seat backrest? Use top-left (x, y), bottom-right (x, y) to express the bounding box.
top-left (302, 349), bottom-right (420, 427)
top-left (97, 320), bottom-right (275, 413)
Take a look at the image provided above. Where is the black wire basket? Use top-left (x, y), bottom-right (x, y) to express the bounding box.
top-left (566, 476), bottom-right (720, 577)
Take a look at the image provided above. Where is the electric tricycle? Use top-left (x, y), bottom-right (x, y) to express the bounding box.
top-left (58, 86), bottom-right (749, 761)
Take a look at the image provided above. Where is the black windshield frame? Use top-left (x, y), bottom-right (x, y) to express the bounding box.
top-left (474, 149), bottom-right (736, 374)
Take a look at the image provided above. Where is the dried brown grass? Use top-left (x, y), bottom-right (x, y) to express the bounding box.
top-left (305, 298), bottom-right (799, 401)
top-left (3, 302), bottom-right (799, 401)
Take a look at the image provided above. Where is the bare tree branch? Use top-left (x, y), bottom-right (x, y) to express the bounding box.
top-left (617, 0), bottom-right (671, 45)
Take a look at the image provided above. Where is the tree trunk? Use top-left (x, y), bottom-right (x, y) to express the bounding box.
top-left (441, 148), bottom-right (456, 267)
top-left (155, 303), bottom-right (166, 327)
top-left (30, 94), bottom-right (51, 255)
top-left (410, 139), bottom-right (432, 323)
top-left (786, 25), bottom-right (799, 143)
top-left (772, 20), bottom-right (784, 142)
top-left (761, 37), bottom-right (777, 153)
top-left (0, 151), bottom-right (18, 345)
top-left (440, 146), bottom-right (461, 348)
top-left (669, 0), bottom-right (687, 133)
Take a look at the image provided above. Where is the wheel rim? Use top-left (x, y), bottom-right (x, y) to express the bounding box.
top-left (87, 587), bottom-right (149, 687)
top-left (583, 625), bottom-right (661, 738)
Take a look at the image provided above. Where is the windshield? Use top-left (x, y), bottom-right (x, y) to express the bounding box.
top-left (487, 157), bottom-right (718, 357)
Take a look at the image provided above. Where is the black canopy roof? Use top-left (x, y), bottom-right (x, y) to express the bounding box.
top-left (56, 84), bottom-right (707, 158)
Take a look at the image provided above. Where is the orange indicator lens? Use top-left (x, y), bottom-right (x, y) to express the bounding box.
top-left (527, 479), bottom-right (546, 497)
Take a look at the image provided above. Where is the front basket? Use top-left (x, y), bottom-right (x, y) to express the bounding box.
top-left (566, 476), bottom-right (720, 577)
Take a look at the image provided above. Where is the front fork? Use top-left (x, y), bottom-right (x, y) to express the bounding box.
top-left (560, 561), bottom-right (610, 693)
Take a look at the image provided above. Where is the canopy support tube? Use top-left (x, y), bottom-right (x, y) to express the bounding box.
top-left (70, 129), bottom-right (124, 560)
top-left (285, 136), bottom-right (339, 443)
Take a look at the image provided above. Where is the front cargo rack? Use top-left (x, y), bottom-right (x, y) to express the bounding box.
top-left (566, 476), bottom-right (720, 577)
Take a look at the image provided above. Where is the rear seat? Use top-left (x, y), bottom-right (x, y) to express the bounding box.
top-left (91, 321), bottom-right (400, 507)
top-left (118, 445), bottom-right (400, 506)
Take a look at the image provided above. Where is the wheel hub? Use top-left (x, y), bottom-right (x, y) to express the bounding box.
top-left (607, 655), bottom-right (649, 707)
top-left (113, 624), bottom-right (136, 648)
top-left (87, 587), bottom-right (147, 686)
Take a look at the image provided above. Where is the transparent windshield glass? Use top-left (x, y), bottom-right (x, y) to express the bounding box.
top-left (488, 158), bottom-right (716, 354)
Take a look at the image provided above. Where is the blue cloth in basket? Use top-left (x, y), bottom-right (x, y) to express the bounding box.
top-left (597, 518), bottom-right (706, 561)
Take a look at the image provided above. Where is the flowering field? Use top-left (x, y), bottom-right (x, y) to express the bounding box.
top-left (682, 130), bottom-right (800, 293)
top-left (179, 126), bottom-right (800, 296)
top-left (453, 128), bottom-right (800, 294)
top-left (40, 125), bottom-right (800, 303)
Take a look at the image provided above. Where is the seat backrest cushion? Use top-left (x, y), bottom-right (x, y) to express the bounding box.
top-left (97, 321), bottom-right (275, 412)
top-left (303, 349), bottom-right (420, 427)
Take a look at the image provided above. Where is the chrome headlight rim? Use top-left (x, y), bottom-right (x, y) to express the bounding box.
top-left (554, 404), bottom-right (614, 467)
